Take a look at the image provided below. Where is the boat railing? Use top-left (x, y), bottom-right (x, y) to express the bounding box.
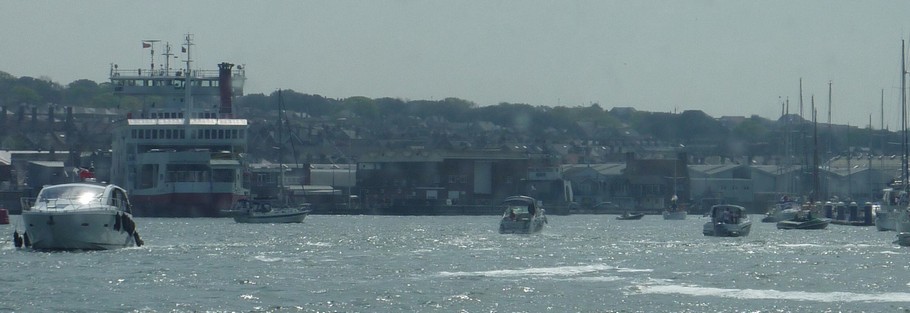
top-left (111, 68), bottom-right (243, 79)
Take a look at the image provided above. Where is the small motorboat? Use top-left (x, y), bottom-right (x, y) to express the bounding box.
top-left (16, 181), bottom-right (143, 250)
top-left (616, 212), bottom-right (645, 220)
top-left (703, 204), bottom-right (752, 237)
top-left (761, 199), bottom-right (801, 223)
top-left (662, 195), bottom-right (686, 220)
top-left (232, 199), bottom-right (311, 224)
top-left (895, 232), bottom-right (910, 246)
top-left (498, 196), bottom-right (547, 234)
top-left (776, 213), bottom-right (830, 230)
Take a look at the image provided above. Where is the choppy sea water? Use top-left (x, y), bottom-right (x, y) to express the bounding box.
top-left (1, 214), bottom-right (910, 312)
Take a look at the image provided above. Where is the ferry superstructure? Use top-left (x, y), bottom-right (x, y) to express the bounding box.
top-left (110, 35), bottom-right (249, 217)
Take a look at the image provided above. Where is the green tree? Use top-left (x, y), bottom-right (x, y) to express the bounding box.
top-left (8, 86), bottom-right (41, 105)
top-left (64, 79), bottom-right (102, 107)
top-left (343, 96), bottom-right (378, 119)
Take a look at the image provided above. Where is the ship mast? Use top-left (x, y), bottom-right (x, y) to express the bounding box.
top-left (143, 39), bottom-right (160, 74)
top-left (183, 34), bottom-right (194, 125)
top-left (162, 43), bottom-right (174, 74)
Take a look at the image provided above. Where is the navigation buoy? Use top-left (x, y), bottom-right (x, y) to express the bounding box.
top-left (13, 230), bottom-right (22, 248)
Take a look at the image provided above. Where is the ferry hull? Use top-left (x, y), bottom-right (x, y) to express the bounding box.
top-left (131, 193), bottom-right (243, 217)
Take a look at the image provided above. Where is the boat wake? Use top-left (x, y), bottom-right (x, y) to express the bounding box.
top-left (631, 280), bottom-right (910, 303)
top-left (437, 263), bottom-right (651, 278)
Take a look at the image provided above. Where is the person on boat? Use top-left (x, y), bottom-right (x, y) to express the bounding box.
top-left (721, 209), bottom-right (731, 224)
top-left (78, 167), bottom-right (95, 181)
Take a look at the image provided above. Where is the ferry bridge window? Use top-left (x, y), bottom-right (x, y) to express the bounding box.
top-left (212, 169), bottom-right (233, 182)
top-left (152, 130), bottom-right (158, 139)
top-left (165, 164), bottom-right (212, 182)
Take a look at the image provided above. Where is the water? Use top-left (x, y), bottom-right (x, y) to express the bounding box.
top-left (2, 214), bottom-right (910, 312)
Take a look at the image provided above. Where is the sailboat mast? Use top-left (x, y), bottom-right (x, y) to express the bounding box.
top-left (902, 40), bottom-right (908, 190)
top-left (812, 95), bottom-right (820, 202)
top-left (869, 114), bottom-right (874, 200)
top-left (799, 78), bottom-right (804, 119)
top-left (828, 81), bottom-right (833, 158)
top-left (882, 89), bottom-right (886, 190)
top-left (278, 89), bottom-right (286, 205)
top-left (799, 78), bottom-right (808, 196)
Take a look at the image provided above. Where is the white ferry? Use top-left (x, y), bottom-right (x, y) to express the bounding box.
top-left (110, 35), bottom-right (249, 217)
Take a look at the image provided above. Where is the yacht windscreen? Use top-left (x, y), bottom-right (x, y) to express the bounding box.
top-left (39, 186), bottom-right (105, 204)
top-left (504, 205), bottom-right (529, 215)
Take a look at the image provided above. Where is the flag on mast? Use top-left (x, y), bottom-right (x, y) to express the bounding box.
top-left (142, 42), bottom-right (151, 48)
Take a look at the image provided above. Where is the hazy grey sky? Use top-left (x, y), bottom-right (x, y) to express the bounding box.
top-left (3, 1), bottom-right (910, 128)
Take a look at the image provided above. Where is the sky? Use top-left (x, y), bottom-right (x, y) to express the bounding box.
top-left (3, 1), bottom-right (910, 128)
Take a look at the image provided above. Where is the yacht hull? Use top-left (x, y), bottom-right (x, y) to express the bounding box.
top-left (22, 211), bottom-right (137, 250)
